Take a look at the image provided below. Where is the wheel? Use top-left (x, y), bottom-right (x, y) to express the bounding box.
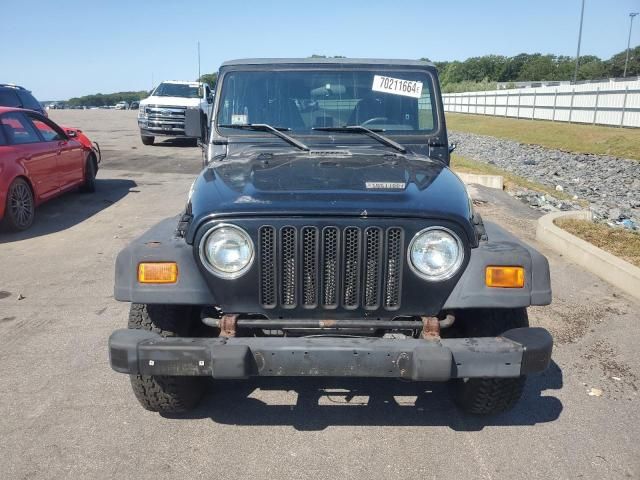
top-left (127, 303), bottom-right (205, 413)
top-left (2, 177), bottom-right (35, 231)
top-left (141, 135), bottom-right (154, 145)
top-left (79, 153), bottom-right (97, 193)
top-left (450, 308), bottom-right (529, 415)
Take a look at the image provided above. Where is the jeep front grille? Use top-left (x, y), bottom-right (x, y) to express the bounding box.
top-left (259, 225), bottom-right (404, 310)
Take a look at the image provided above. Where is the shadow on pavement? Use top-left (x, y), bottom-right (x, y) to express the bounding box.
top-left (168, 361), bottom-right (563, 431)
top-left (0, 178), bottom-right (137, 243)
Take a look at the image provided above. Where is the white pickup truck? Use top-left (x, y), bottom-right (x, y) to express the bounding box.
top-left (137, 80), bottom-right (213, 145)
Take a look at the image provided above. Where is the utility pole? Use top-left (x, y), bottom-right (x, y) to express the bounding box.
top-left (197, 41), bottom-right (201, 82)
top-left (573, 0), bottom-right (585, 83)
top-left (624, 13), bottom-right (639, 77)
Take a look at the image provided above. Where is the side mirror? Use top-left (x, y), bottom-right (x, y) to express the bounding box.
top-left (185, 108), bottom-right (205, 142)
top-left (207, 93), bottom-right (213, 104)
top-left (448, 143), bottom-right (457, 154)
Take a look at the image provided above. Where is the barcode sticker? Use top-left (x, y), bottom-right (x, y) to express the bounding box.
top-left (372, 75), bottom-right (423, 99)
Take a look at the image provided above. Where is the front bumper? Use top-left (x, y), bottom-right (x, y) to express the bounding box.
top-left (139, 126), bottom-right (188, 137)
top-left (109, 327), bottom-right (552, 381)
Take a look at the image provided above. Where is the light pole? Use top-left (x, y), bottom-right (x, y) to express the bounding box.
top-left (624, 13), bottom-right (639, 77)
top-left (573, 0), bottom-right (586, 83)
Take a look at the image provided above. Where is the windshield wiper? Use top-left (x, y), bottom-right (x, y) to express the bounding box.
top-left (312, 126), bottom-right (407, 153)
top-left (218, 123), bottom-right (309, 151)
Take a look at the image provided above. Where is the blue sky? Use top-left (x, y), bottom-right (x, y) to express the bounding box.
top-left (4, 0), bottom-right (639, 100)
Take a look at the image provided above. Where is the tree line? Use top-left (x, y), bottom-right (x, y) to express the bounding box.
top-left (430, 46), bottom-right (639, 92)
top-left (200, 48), bottom-right (639, 95)
top-left (65, 75), bottom-right (219, 106)
top-left (65, 46), bottom-right (638, 103)
top-left (66, 91), bottom-right (149, 107)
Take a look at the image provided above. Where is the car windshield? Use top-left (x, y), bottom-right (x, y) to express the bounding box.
top-left (216, 69), bottom-right (437, 135)
top-left (153, 83), bottom-right (201, 98)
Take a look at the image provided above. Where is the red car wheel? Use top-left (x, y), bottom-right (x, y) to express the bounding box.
top-left (4, 178), bottom-right (35, 231)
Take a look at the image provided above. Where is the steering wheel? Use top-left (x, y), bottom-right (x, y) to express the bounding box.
top-left (360, 117), bottom-right (388, 127)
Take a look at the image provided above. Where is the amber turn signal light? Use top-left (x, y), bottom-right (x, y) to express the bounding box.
top-left (485, 266), bottom-right (525, 288)
top-left (138, 262), bottom-right (178, 284)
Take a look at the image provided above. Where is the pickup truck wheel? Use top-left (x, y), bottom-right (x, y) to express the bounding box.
top-left (141, 135), bottom-right (154, 145)
top-left (127, 303), bottom-right (205, 413)
top-left (450, 308), bottom-right (529, 415)
top-left (79, 153), bottom-right (97, 193)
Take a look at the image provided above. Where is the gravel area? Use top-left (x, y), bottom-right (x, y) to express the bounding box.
top-left (450, 130), bottom-right (640, 228)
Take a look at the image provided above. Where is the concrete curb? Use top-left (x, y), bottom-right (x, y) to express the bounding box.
top-left (536, 210), bottom-right (640, 300)
top-left (455, 172), bottom-right (504, 190)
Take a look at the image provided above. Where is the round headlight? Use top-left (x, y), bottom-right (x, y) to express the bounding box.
top-left (199, 225), bottom-right (254, 279)
top-left (409, 227), bottom-right (464, 281)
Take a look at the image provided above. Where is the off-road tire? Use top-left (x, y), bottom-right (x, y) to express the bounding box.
top-left (450, 308), bottom-right (529, 415)
top-left (2, 177), bottom-right (35, 231)
top-left (127, 303), bottom-right (205, 413)
top-left (141, 135), bottom-right (154, 145)
top-left (79, 153), bottom-right (97, 193)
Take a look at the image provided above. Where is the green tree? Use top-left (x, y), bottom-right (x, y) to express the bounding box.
top-left (517, 54), bottom-right (556, 81)
top-left (499, 53), bottom-right (532, 81)
top-left (440, 61), bottom-right (465, 84)
top-left (605, 45), bottom-right (639, 77)
top-left (462, 55), bottom-right (508, 82)
top-left (198, 73), bottom-right (218, 88)
top-left (578, 59), bottom-right (606, 80)
top-left (555, 55), bottom-right (576, 80)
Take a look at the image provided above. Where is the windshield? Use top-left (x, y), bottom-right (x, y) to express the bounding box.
top-left (216, 69), bottom-right (437, 135)
top-left (153, 83), bottom-right (201, 98)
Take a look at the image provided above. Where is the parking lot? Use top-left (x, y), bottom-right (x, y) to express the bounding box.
top-left (0, 110), bottom-right (638, 479)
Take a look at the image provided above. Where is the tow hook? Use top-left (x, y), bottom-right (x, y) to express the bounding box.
top-left (219, 314), bottom-right (238, 338)
top-left (420, 316), bottom-right (441, 340)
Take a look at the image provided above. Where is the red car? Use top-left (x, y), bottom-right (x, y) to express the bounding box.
top-left (0, 106), bottom-right (100, 231)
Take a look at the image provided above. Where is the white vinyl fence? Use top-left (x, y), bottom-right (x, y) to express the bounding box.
top-left (443, 79), bottom-right (640, 128)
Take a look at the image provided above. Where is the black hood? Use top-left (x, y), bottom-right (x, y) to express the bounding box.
top-left (187, 149), bottom-right (474, 244)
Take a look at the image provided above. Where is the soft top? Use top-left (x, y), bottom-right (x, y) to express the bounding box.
top-left (221, 58), bottom-right (435, 68)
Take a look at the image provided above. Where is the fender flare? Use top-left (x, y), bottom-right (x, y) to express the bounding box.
top-left (442, 221), bottom-right (552, 309)
top-left (114, 216), bottom-right (216, 305)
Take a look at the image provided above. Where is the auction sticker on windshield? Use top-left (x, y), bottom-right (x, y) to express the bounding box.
top-left (372, 75), bottom-right (423, 99)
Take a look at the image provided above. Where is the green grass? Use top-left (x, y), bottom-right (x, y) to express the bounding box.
top-left (555, 218), bottom-right (640, 267)
top-left (446, 113), bottom-right (640, 161)
top-left (450, 154), bottom-right (580, 202)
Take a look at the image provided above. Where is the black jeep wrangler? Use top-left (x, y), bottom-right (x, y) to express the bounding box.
top-left (109, 58), bottom-right (553, 415)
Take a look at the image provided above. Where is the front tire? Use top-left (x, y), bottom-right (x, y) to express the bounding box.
top-left (141, 135), bottom-right (154, 145)
top-left (450, 308), bottom-right (529, 415)
top-left (2, 177), bottom-right (35, 231)
top-left (127, 304), bottom-right (205, 413)
top-left (79, 153), bottom-right (97, 193)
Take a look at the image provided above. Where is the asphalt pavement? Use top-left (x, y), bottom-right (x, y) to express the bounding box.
top-left (0, 110), bottom-right (638, 480)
